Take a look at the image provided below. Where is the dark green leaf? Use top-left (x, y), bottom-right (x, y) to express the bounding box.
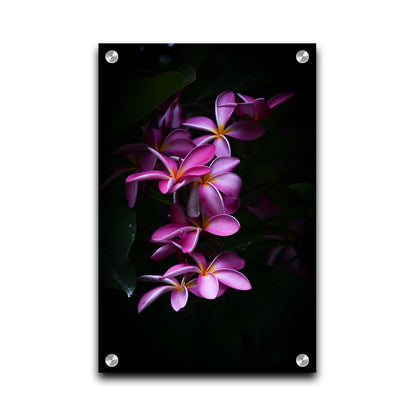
top-left (109, 64), bottom-right (196, 136)
top-left (99, 203), bottom-right (137, 297)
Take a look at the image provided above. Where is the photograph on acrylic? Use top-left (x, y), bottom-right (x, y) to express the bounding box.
top-left (99, 44), bottom-right (316, 373)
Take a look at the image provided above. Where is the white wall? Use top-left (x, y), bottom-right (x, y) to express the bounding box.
top-left (0, 1), bottom-right (415, 415)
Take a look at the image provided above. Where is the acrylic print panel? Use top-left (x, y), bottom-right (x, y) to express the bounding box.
top-left (99, 44), bottom-right (316, 373)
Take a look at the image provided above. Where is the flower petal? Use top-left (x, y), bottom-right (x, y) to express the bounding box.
top-left (164, 139), bottom-right (196, 158)
top-left (147, 147), bottom-right (178, 176)
top-left (179, 144), bottom-right (215, 173)
top-left (163, 128), bottom-right (191, 145)
top-left (194, 135), bottom-right (216, 146)
top-left (140, 151), bottom-right (157, 171)
top-left (183, 117), bottom-right (218, 133)
top-left (151, 244), bottom-right (177, 261)
top-left (158, 177), bottom-right (176, 194)
top-left (163, 263), bottom-right (200, 279)
top-left (138, 286), bottom-right (174, 313)
top-left (214, 269), bottom-right (252, 291)
top-left (235, 98), bottom-right (270, 121)
top-left (187, 182), bottom-right (201, 218)
top-left (225, 121), bottom-right (265, 141)
top-left (209, 251), bottom-right (245, 271)
top-left (113, 142), bottom-right (148, 157)
top-left (237, 92), bottom-right (255, 103)
top-left (211, 172), bottom-right (242, 198)
top-left (267, 92), bottom-right (295, 109)
top-left (100, 165), bottom-right (136, 189)
top-left (209, 157), bottom-right (240, 175)
top-left (170, 203), bottom-right (188, 225)
top-left (180, 165), bottom-right (212, 181)
top-left (182, 228), bottom-right (201, 253)
top-left (215, 90), bottom-right (236, 130)
top-left (187, 279), bottom-right (226, 298)
top-left (138, 274), bottom-right (178, 285)
top-left (170, 286), bottom-right (189, 311)
top-left (213, 136), bottom-right (231, 157)
top-left (151, 224), bottom-right (194, 242)
top-left (188, 252), bottom-right (207, 270)
top-left (223, 195), bottom-right (240, 214)
top-left (197, 272), bottom-right (219, 299)
top-left (125, 181), bottom-right (138, 208)
top-left (204, 214), bottom-right (240, 236)
top-left (198, 182), bottom-right (225, 215)
top-left (125, 170), bottom-right (170, 183)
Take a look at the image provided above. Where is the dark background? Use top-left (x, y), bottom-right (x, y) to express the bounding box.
top-left (99, 43), bottom-right (316, 373)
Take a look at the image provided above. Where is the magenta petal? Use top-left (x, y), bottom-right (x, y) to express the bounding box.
top-left (213, 137), bottom-right (231, 157)
top-left (187, 182), bottom-right (201, 218)
top-left (204, 214), bottom-right (240, 236)
top-left (151, 244), bottom-right (177, 261)
top-left (267, 92), bottom-right (295, 109)
top-left (163, 128), bottom-right (191, 145)
top-left (158, 178), bottom-right (176, 194)
top-left (147, 147), bottom-right (178, 176)
top-left (198, 182), bottom-right (225, 215)
top-left (164, 139), bottom-right (196, 158)
top-left (170, 287), bottom-right (188, 311)
top-left (179, 144), bottom-right (215, 173)
top-left (226, 121), bottom-right (265, 141)
top-left (151, 224), bottom-right (192, 242)
top-left (138, 286), bottom-right (174, 313)
top-left (183, 117), bottom-right (218, 133)
top-left (126, 170), bottom-right (170, 183)
top-left (215, 90), bottom-right (236, 130)
top-left (138, 274), bottom-right (178, 284)
top-left (180, 165), bottom-right (212, 180)
top-left (210, 251), bottom-right (245, 271)
top-left (235, 99), bottom-right (270, 121)
top-left (194, 135), bottom-right (216, 146)
top-left (100, 165), bottom-right (135, 189)
top-left (140, 151), bottom-right (157, 171)
top-left (125, 181), bottom-right (138, 208)
top-left (237, 92), bottom-right (255, 103)
top-left (197, 272), bottom-right (219, 299)
top-left (223, 195), bottom-right (240, 214)
top-left (188, 252), bottom-right (207, 270)
top-left (170, 203), bottom-right (187, 225)
top-left (211, 172), bottom-right (242, 198)
top-left (113, 142), bottom-right (148, 157)
top-left (209, 157), bottom-right (240, 175)
top-left (182, 228), bottom-right (200, 253)
top-left (214, 269), bottom-right (252, 291)
top-left (163, 263), bottom-right (200, 279)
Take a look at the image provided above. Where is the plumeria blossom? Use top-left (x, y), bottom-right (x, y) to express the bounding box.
top-left (161, 251), bottom-right (251, 300)
top-left (137, 274), bottom-right (197, 313)
top-left (114, 123), bottom-right (195, 172)
top-left (125, 144), bottom-right (215, 194)
top-left (188, 156), bottom-right (242, 216)
top-left (183, 90), bottom-right (266, 157)
top-left (151, 203), bottom-right (240, 253)
top-left (101, 124), bottom-right (194, 208)
top-left (233, 92), bottom-right (295, 121)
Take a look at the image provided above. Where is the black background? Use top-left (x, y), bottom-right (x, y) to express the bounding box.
top-left (99, 43), bottom-right (316, 373)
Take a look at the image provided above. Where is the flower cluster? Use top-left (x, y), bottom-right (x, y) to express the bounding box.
top-left (103, 89), bottom-right (294, 312)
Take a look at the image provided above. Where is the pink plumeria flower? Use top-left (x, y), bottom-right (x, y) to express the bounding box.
top-left (161, 251), bottom-right (251, 300)
top-left (183, 90), bottom-right (265, 157)
top-left (114, 123), bottom-right (195, 172)
top-left (137, 274), bottom-right (198, 313)
top-left (100, 125), bottom-right (195, 208)
top-left (151, 203), bottom-right (240, 253)
top-left (234, 92), bottom-right (295, 121)
top-left (187, 156), bottom-right (242, 217)
top-left (125, 144), bottom-right (215, 194)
